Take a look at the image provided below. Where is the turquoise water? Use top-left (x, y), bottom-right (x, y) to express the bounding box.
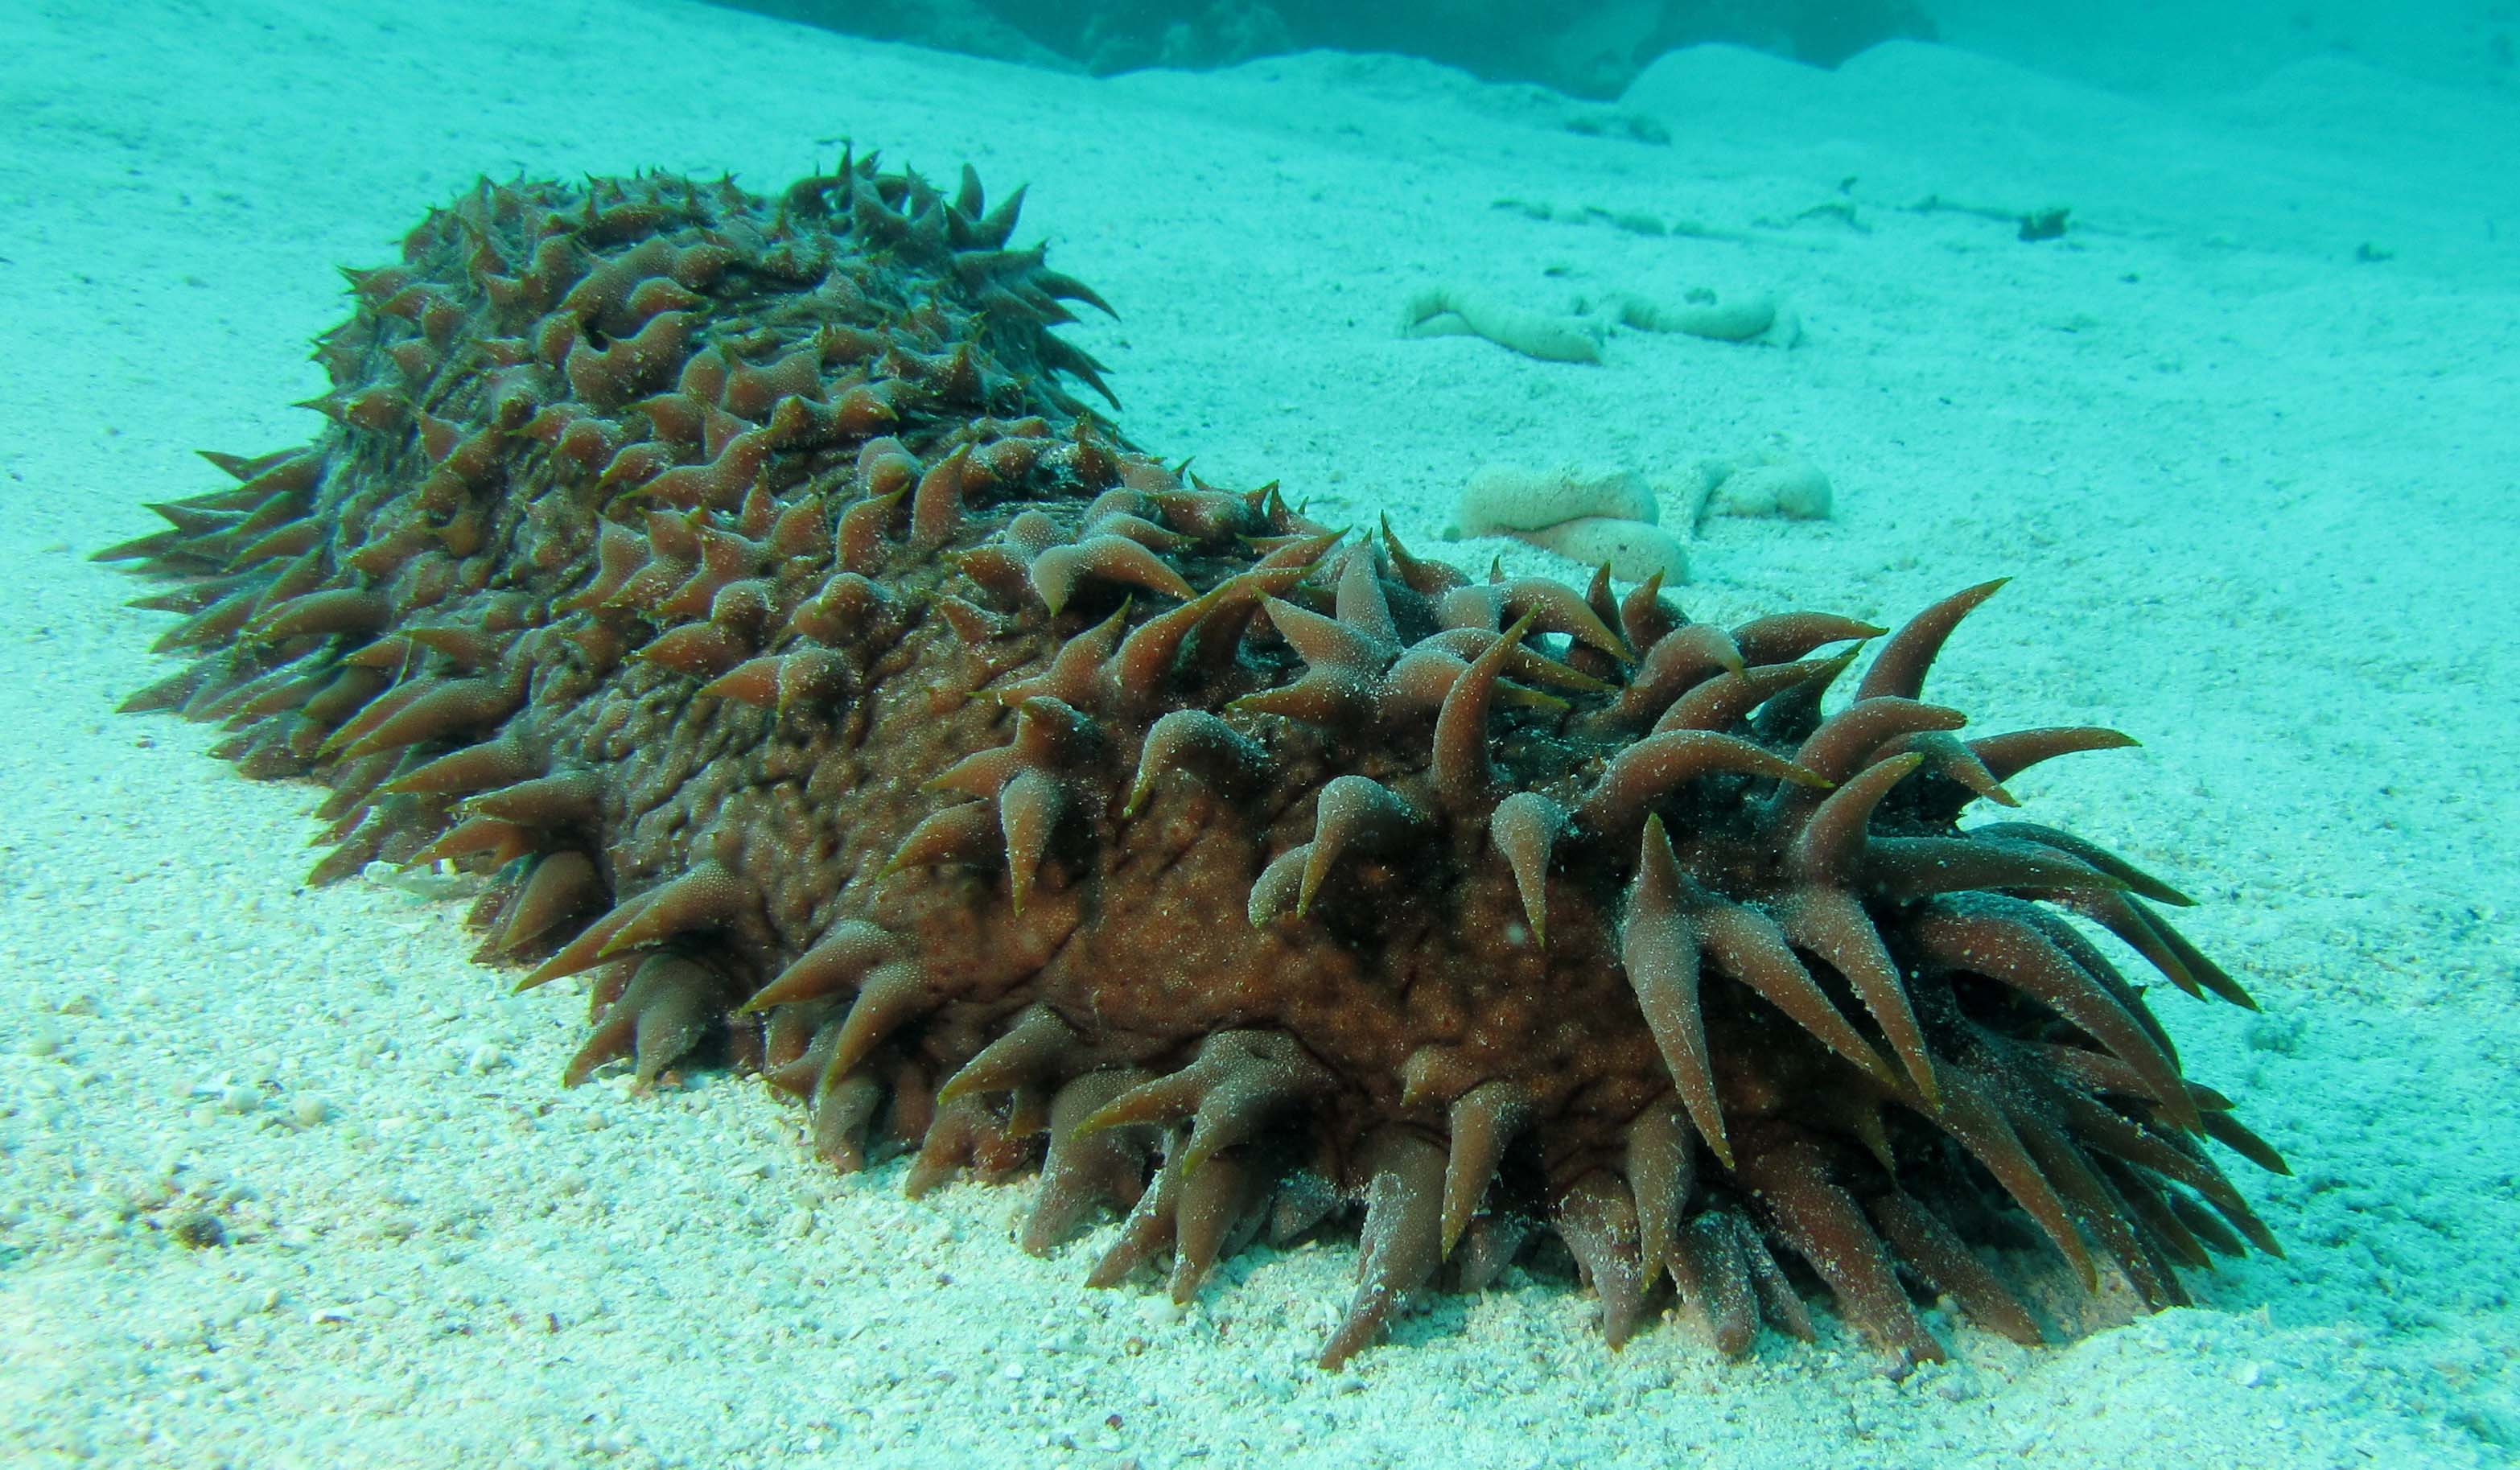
top-left (2, 2), bottom-right (2514, 1465)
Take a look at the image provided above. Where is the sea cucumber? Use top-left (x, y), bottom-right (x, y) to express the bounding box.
top-left (1398, 284), bottom-right (1605, 363)
top-left (1458, 463), bottom-right (1661, 535)
top-left (102, 155), bottom-right (2286, 1371)
top-left (1604, 288), bottom-right (1798, 346)
top-left (1510, 515), bottom-right (1691, 584)
top-left (1700, 456), bottom-right (1834, 522)
top-left (1453, 463), bottom-right (1690, 583)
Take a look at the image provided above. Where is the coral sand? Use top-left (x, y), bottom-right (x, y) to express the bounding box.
top-left (105, 156), bottom-right (2285, 1371)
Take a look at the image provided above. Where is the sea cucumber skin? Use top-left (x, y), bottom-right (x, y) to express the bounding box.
top-left (106, 159), bottom-right (2285, 1371)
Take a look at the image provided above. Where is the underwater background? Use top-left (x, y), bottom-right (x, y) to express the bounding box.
top-left (2, 0), bottom-right (2514, 1464)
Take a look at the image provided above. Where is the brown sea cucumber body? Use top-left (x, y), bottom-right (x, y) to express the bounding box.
top-left (105, 158), bottom-right (2285, 1369)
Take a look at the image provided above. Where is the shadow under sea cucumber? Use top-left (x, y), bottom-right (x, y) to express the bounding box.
top-left (100, 154), bottom-right (2287, 1373)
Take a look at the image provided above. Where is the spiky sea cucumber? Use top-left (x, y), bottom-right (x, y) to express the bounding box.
top-left (102, 155), bottom-right (2287, 1371)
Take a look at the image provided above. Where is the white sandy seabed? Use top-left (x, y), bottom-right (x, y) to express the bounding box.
top-left (2, 2), bottom-right (2516, 1466)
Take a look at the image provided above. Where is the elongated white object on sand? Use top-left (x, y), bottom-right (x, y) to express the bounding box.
top-left (1399, 286), bottom-right (1604, 363)
top-left (1516, 515), bottom-right (1690, 584)
top-left (1458, 463), bottom-right (1657, 534)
